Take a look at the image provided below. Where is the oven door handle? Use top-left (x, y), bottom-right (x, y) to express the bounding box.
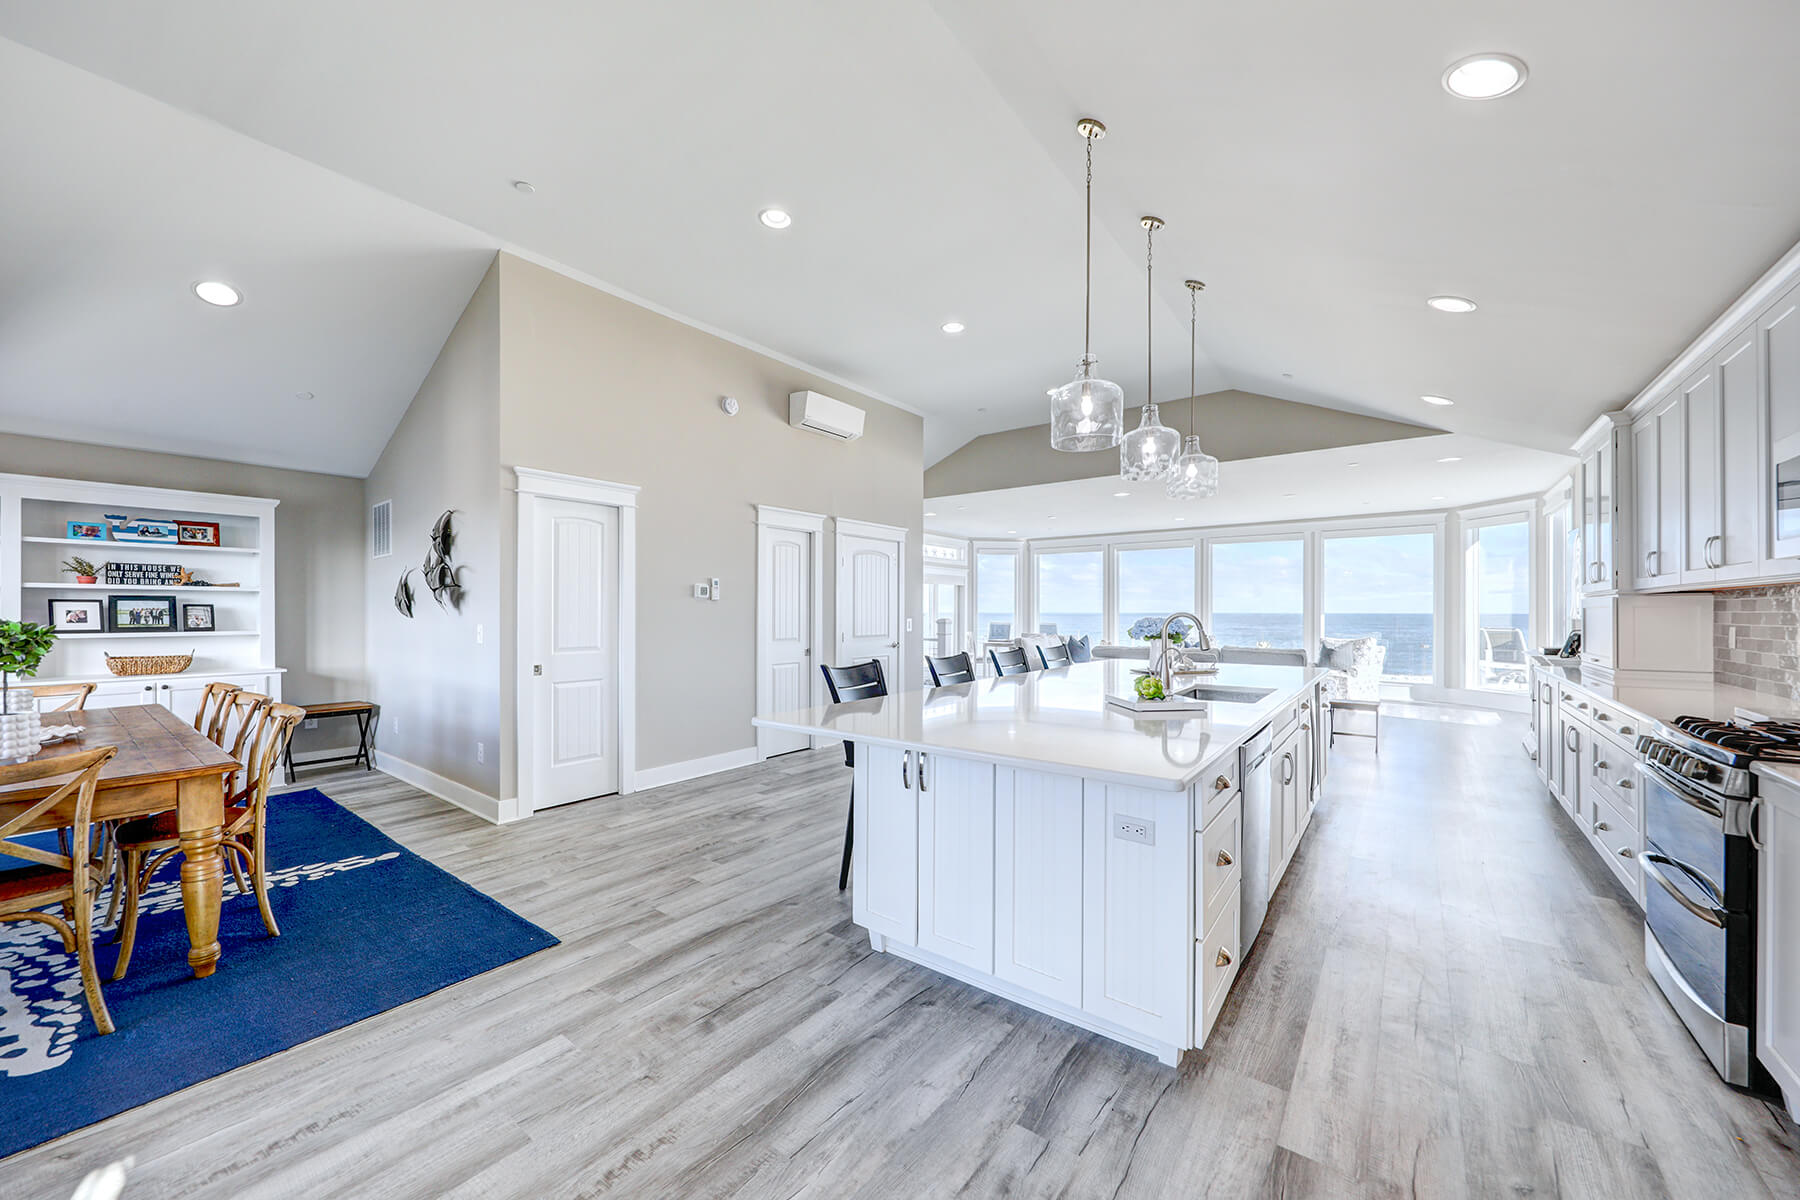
top-left (1633, 761), bottom-right (1724, 820)
top-left (1641, 853), bottom-right (1728, 929)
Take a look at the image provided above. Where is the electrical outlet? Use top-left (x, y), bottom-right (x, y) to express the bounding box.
top-left (905, 618), bottom-right (914, 632)
top-left (304, 718), bottom-right (318, 730)
top-left (1112, 815), bottom-right (1154, 846)
top-left (1729, 625), bottom-right (1738, 649)
top-left (475, 623), bottom-right (484, 645)
top-left (476, 741), bottom-right (485, 763)
top-left (693, 582), bottom-right (710, 599)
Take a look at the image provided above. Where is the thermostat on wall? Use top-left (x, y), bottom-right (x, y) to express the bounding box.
top-left (693, 582), bottom-right (711, 599)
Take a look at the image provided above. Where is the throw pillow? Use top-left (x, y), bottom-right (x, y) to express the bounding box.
top-left (1066, 634), bottom-right (1092, 663)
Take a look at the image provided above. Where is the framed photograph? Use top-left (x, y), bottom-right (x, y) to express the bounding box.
top-left (182, 603), bottom-right (215, 631)
top-left (177, 521), bottom-right (221, 547)
top-left (108, 595), bottom-right (177, 632)
top-left (112, 518), bottom-right (180, 544)
top-left (66, 521), bottom-right (107, 541)
top-left (48, 597), bottom-right (105, 633)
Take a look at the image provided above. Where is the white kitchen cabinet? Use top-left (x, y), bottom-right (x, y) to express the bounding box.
top-left (1681, 329), bottom-right (1761, 585)
top-left (1557, 705), bottom-right (1583, 823)
top-left (1576, 416), bottom-right (1627, 594)
top-left (1758, 777), bottom-right (1800, 1111)
top-left (1081, 779), bottom-right (1190, 1047)
top-left (67, 669), bottom-right (283, 722)
top-left (1630, 411), bottom-right (1662, 590)
top-left (87, 679), bottom-right (160, 709)
top-left (1766, 281), bottom-right (1800, 561)
top-left (1270, 723), bottom-right (1306, 887)
top-left (1629, 395), bottom-right (1683, 589)
top-left (853, 744), bottom-right (919, 946)
top-left (915, 752), bottom-right (996, 973)
top-left (993, 769), bottom-right (1084, 1006)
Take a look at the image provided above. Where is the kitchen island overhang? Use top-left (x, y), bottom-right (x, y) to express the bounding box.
top-left (753, 660), bottom-right (1331, 1065)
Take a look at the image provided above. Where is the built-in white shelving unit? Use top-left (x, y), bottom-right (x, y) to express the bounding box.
top-left (0, 473), bottom-right (284, 719)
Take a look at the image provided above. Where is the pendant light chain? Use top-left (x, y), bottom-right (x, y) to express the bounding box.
top-left (1145, 220), bottom-right (1154, 407)
top-left (1083, 131), bottom-right (1093, 362)
top-left (1189, 284), bottom-right (1197, 437)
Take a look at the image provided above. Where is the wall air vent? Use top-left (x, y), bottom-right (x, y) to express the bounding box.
top-left (371, 499), bottom-right (392, 558)
top-left (788, 390), bottom-right (866, 441)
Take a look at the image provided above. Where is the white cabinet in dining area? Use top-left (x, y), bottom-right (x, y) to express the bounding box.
top-left (85, 669), bottom-right (284, 722)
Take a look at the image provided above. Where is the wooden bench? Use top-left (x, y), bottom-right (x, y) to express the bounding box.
top-left (283, 700), bottom-right (377, 782)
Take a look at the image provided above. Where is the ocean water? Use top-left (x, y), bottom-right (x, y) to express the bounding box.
top-left (978, 611), bottom-right (1529, 682)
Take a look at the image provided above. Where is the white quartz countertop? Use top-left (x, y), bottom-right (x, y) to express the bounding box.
top-left (1529, 654), bottom-right (1800, 726)
top-left (753, 660), bottom-right (1325, 792)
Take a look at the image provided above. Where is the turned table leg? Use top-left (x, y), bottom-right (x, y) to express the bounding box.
top-left (176, 773), bottom-right (226, 978)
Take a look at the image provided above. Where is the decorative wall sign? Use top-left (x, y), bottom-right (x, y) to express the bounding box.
top-left (105, 561), bottom-right (185, 587)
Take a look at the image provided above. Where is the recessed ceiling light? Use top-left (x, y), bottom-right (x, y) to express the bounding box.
top-left (1443, 53), bottom-right (1528, 101)
top-left (1421, 394), bottom-right (1455, 406)
top-left (759, 208), bottom-right (792, 230)
top-left (1113, 492), bottom-right (1130, 498)
top-left (511, 180), bottom-right (536, 195)
top-left (1438, 456), bottom-right (1463, 463)
top-left (941, 321), bottom-right (965, 335)
top-left (193, 280), bottom-right (241, 307)
top-left (1427, 295), bottom-right (1478, 314)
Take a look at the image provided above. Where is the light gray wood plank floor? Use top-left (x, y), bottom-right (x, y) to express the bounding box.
top-left (7, 710), bottom-right (1800, 1198)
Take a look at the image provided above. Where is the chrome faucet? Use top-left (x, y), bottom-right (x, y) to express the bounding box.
top-left (1156, 611), bottom-right (1214, 693)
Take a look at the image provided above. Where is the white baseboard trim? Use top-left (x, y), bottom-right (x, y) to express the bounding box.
top-left (633, 746), bottom-right (760, 792)
top-left (373, 750), bottom-right (518, 825)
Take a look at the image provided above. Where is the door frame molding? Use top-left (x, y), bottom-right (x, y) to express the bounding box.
top-left (834, 516), bottom-right (909, 694)
top-left (514, 467), bottom-right (640, 811)
top-left (755, 505), bottom-right (827, 760)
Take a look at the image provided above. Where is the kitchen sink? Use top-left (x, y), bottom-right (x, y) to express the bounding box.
top-left (1173, 681), bottom-right (1277, 704)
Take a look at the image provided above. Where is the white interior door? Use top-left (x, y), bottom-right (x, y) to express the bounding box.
top-left (837, 529), bottom-right (903, 689)
top-left (530, 496), bottom-right (619, 808)
top-left (758, 524), bottom-right (814, 757)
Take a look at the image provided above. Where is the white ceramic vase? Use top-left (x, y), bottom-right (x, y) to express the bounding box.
top-left (0, 689), bottom-right (40, 763)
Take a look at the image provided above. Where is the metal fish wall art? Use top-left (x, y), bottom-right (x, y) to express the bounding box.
top-left (394, 568), bottom-right (416, 618)
top-left (422, 510), bottom-right (465, 611)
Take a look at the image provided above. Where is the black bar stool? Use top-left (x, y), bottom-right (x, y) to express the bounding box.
top-left (820, 659), bottom-right (888, 891)
top-left (926, 652), bottom-right (975, 686)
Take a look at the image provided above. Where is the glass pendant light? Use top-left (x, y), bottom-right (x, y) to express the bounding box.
top-left (1120, 216), bottom-right (1179, 482)
top-left (1048, 118), bottom-right (1125, 452)
top-left (1168, 278), bottom-right (1220, 500)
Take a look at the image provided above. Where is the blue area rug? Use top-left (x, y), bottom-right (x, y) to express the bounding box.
top-left (0, 789), bottom-right (558, 1160)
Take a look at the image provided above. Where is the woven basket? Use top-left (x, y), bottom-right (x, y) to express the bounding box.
top-left (104, 651), bottom-right (194, 677)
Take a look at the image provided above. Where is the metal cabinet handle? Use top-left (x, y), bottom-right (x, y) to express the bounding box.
top-left (1704, 534), bottom-right (1722, 569)
top-left (1749, 798), bottom-right (1765, 853)
top-left (1619, 848), bottom-right (1634, 858)
top-left (1216, 849), bottom-right (1233, 867)
top-left (1215, 948), bottom-right (1233, 968)
top-left (1301, 723), bottom-right (1311, 732)
top-left (1594, 760), bottom-right (1609, 773)
top-left (1595, 712), bottom-right (1610, 723)
top-left (1214, 774), bottom-right (1231, 792)
top-left (901, 750), bottom-right (912, 790)
top-left (1280, 752), bottom-right (1294, 785)
top-left (1595, 821), bottom-right (1610, 832)
top-left (918, 752), bottom-right (929, 792)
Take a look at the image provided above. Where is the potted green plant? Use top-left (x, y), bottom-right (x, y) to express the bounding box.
top-left (60, 555), bottom-right (102, 585)
top-left (0, 619), bottom-right (57, 762)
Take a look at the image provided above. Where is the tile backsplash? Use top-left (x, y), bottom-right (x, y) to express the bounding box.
top-left (1715, 585), bottom-right (1800, 694)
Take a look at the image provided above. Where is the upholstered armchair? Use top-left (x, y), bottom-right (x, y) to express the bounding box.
top-left (1317, 635), bottom-right (1387, 703)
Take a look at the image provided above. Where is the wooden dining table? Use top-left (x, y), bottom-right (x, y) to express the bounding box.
top-left (0, 704), bottom-right (239, 978)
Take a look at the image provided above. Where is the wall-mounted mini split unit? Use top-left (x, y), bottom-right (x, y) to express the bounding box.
top-left (788, 390), bottom-right (865, 441)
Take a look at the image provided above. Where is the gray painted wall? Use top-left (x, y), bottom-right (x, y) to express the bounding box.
top-left (361, 259), bottom-right (503, 796)
top-left (925, 390), bottom-right (1436, 497)
top-left (0, 432), bottom-right (366, 756)
top-left (495, 253), bottom-right (925, 788)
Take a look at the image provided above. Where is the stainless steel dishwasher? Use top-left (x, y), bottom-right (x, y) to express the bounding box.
top-left (1239, 723), bottom-right (1275, 951)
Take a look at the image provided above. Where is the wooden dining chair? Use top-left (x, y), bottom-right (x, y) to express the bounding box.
top-left (0, 746), bottom-right (120, 1034)
top-left (820, 660), bottom-right (888, 892)
top-left (29, 682), bottom-right (96, 713)
top-left (112, 702), bottom-right (305, 980)
top-left (192, 681), bottom-right (242, 743)
top-left (926, 652), bottom-right (975, 686)
top-left (989, 646), bottom-right (1031, 677)
top-left (1037, 641), bottom-right (1072, 669)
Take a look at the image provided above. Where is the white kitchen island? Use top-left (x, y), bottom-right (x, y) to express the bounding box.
top-left (753, 659), bottom-right (1330, 1065)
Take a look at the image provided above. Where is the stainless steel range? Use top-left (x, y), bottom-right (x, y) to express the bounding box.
top-left (1636, 715), bottom-right (1782, 1094)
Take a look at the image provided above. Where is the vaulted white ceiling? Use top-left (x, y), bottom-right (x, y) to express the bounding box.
top-left (4, 1), bottom-right (1800, 477)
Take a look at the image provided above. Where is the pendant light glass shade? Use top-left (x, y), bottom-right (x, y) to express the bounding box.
top-left (1167, 433), bottom-right (1220, 499)
top-left (1050, 119), bottom-right (1123, 452)
top-left (1120, 215), bottom-right (1177, 481)
top-left (1050, 358), bottom-right (1126, 451)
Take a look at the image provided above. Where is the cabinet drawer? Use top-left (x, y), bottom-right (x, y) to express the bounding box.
top-left (1197, 798), bottom-right (1242, 936)
top-left (1585, 748), bottom-right (1640, 826)
top-left (1588, 791), bottom-right (1643, 904)
top-left (1199, 755), bottom-right (1239, 829)
top-left (1196, 888), bottom-right (1242, 1044)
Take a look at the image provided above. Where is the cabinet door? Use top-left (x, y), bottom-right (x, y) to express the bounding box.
top-left (994, 769), bottom-right (1083, 1005)
top-left (1081, 780), bottom-right (1189, 1045)
top-left (87, 681), bottom-right (158, 709)
top-left (1681, 363), bottom-right (1720, 584)
top-left (1715, 330), bottom-right (1761, 580)
top-left (1579, 449), bottom-right (1603, 593)
top-left (915, 751), bottom-right (996, 972)
top-left (853, 744), bottom-right (918, 946)
top-left (1596, 433), bottom-right (1617, 589)
top-left (1758, 794), bottom-right (1800, 1106)
top-left (1559, 718), bottom-right (1582, 821)
top-left (161, 679), bottom-right (210, 727)
top-left (1767, 281), bottom-right (1800, 560)
top-left (1630, 413), bottom-right (1661, 589)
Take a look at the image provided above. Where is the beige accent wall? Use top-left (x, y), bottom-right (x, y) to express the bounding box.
top-left (361, 259), bottom-right (504, 796)
top-left (495, 253), bottom-right (925, 786)
top-left (0, 433), bottom-right (366, 756)
top-left (925, 390), bottom-right (1437, 497)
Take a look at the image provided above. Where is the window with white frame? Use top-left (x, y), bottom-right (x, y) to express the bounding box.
top-left (1035, 548), bottom-right (1104, 643)
top-left (975, 550), bottom-right (1018, 642)
top-left (1467, 516), bottom-right (1532, 692)
top-left (1209, 538), bottom-right (1305, 650)
top-left (1321, 530), bottom-right (1437, 682)
top-left (1115, 543), bottom-right (1196, 642)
